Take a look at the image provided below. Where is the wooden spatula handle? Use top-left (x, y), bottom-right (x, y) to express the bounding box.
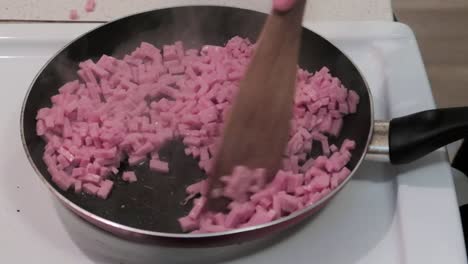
top-left (208, 1), bottom-right (306, 205)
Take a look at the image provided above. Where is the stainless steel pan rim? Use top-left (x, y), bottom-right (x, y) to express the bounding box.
top-left (20, 5), bottom-right (375, 242)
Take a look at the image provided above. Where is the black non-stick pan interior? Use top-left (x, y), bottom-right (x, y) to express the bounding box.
top-left (22, 6), bottom-right (372, 233)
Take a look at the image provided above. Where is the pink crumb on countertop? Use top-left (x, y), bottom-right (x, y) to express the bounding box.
top-left (35, 36), bottom-right (359, 233)
top-left (85, 0), bottom-right (96, 12)
top-left (69, 9), bottom-right (79, 20)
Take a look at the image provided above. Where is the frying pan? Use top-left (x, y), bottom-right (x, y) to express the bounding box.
top-left (20, 6), bottom-right (465, 247)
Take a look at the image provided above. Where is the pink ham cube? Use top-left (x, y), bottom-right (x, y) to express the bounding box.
top-left (149, 159), bottom-right (169, 173)
top-left (83, 183), bottom-right (99, 195)
top-left (97, 180), bottom-right (114, 199)
top-left (122, 171), bottom-right (137, 183)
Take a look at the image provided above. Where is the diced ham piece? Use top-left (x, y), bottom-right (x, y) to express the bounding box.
top-left (128, 155), bottom-right (146, 166)
top-left (276, 192), bottom-right (303, 213)
top-left (225, 202), bottom-right (255, 228)
top-left (286, 173), bottom-right (303, 194)
top-left (188, 197), bottom-right (207, 219)
top-left (83, 183), bottom-right (99, 195)
top-left (74, 180), bottom-right (82, 193)
top-left (178, 216), bottom-right (199, 232)
top-left (186, 180), bottom-right (208, 196)
top-left (221, 166), bottom-right (257, 202)
top-left (71, 167), bottom-right (85, 178)
top-left (329, 118), bottom-right (343, 137)
top-left (244, 207), bottom-right (277, 227)
top-left (341, 139), bottom-right (356, 152)
top-left (97, 180), bottom-right (114, 199)
top-left (347, 90), bottom-right (360, 114)
top-left (81, 173), bottom-right (102, 184)
top-left (53, 173), bottom-right (74, 191)
top-left (149, 159), bottom-right (169, 173)
top-left (309, 172), bottom-right (330, 191)
top-left (122, 171), bottom-right (137, 183)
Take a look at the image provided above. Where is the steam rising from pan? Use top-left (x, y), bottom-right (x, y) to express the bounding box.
top-left (49, 7), bottom-right (265, 88)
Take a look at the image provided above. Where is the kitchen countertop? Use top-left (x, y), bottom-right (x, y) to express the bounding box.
top-left (0, 0), bottom-right (393, 22)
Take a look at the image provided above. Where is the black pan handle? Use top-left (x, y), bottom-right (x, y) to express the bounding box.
top-left (389, 107), bottom-right (468, 164)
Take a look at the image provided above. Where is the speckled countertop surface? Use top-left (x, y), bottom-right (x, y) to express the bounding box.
top-left (0, 0), bottom-right (393, 22)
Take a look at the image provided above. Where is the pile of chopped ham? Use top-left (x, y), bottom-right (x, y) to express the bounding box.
top-left (35, 36), bottom-right (359, 232)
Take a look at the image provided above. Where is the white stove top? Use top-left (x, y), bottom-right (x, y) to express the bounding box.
top-left (0, 21), bottom-right (465, 264)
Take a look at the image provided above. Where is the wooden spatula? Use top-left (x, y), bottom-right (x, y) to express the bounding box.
top-left (207, 1), bottom-right (306, 208)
